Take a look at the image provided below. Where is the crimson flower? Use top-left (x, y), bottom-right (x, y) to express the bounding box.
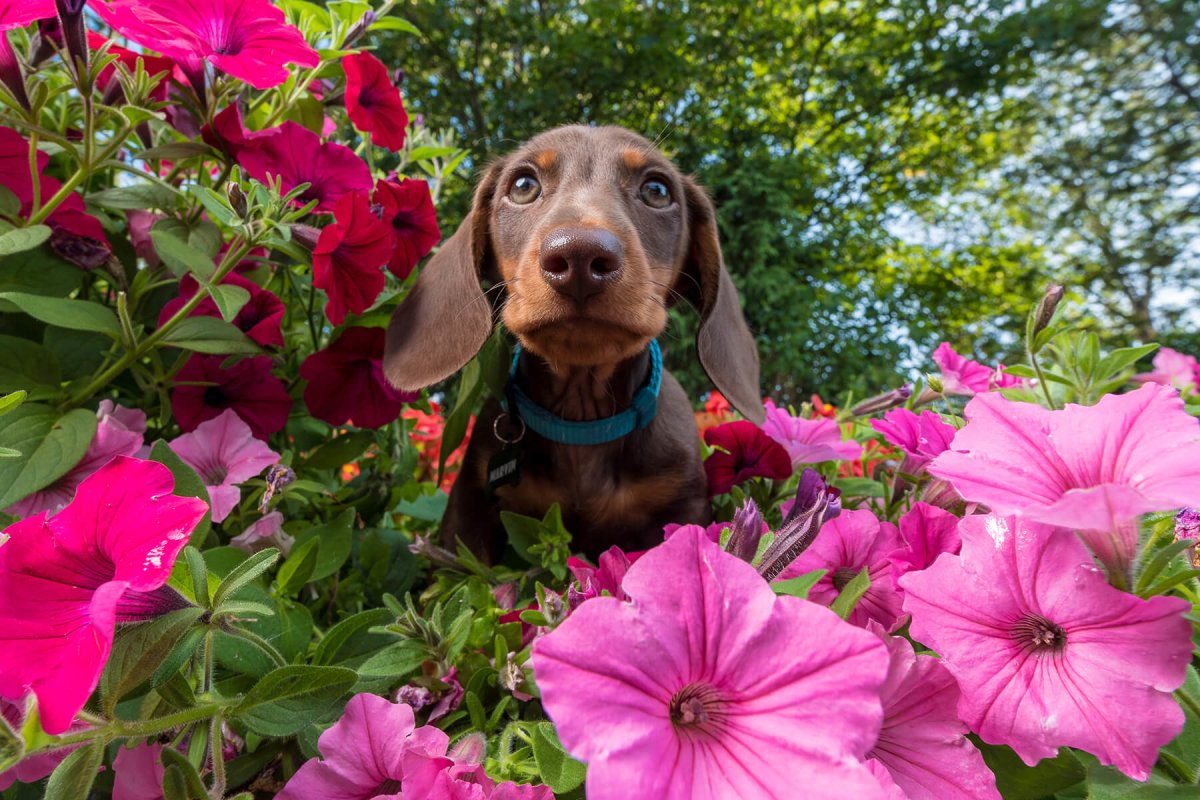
top-left (702, 419), bottom-right (793, 495)
top-left (344, 52), bottom-right (409, 152)
top-left (94, 0), bottom-right (318, 90)
top-left (0, 457), bottom-right (206, 734)
top-left (313, 190), bottom-right (396, 324)
top-left (201, 104), bottom-right (269, 160)
top-left (159, 273), bottom-right (284, 347)
top-left (373, 177), bottom-right (441, 280)
top-left (172, 354), bottom-right (292, 439)
top-left (300, 327), bottom-right (415, 428)
top-left (239, 121), bottom-right (372, 212)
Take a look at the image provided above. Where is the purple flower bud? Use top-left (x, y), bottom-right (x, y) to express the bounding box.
top-left (227, 182), bottom-right (248, 218)
top-left (757, 469), bottom-right (841, 582)
top-left (492, 582), bottom-right (517, 611)
top-left (1032, 284), bottom-right (1065, 336)
top-left (258, 463), bottom-right (295, 513)
top-left (54, 0), bottom-right (88, 79)
top-left (725, 499), bottom-right (764, 563)
top-left (395, 683), bottom-right (434, 711)
top-left (30, 18), bottom-right (63, 67)
top-left (343, 10), bottom-right (378, 48)
top-left (289, 224), bottom-right (321, 253)
top-left (850, 384), bottom-right (913, 417)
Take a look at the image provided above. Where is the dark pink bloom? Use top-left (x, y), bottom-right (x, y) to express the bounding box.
top-left (201, 104), bottom-right (269, 160)
top-left (533, 528), bottom-right (890, 800)
top-left (159, 272), bottom-right (285, 347)
top-left (662, 520), bottom-right (727, 543)
top-left (782, 508), bottom-right (905, 630)
top-left (889, 501), bottom-right (961, 576)
top-left (113, 741), bottom-right (165, 800)
top-left (300, 327), bottom-right (415, 428)
top-left (901, 514), bottom-right (1193, 779)
top-left (762, 399), bottom-right (862, 465)
top-left (239, 121), bottom-right (371, 212)
top-left (0, 457), bottom-right (206, 734)
top-left (567, 546), bottom-right (644, 604)
top-left (869, 408), bottom-right (956, 473)
top-left (313, 191), bottom-right (396, 324)
top-left (866, 625), bottom-right (1000, 800)
top-left (94, 0), bottom-right (318, 90)
top-left (0, 1), bottom-right (55, 28)
top-left (1134, 347), bottom-right (1199, 394)
top-left (172, 354), bottom-right (292, 440)
top-left (929, 383), bottom-right (1200, 576)
top-left (373, 177), bottom-right (441, 280)
top-left (344, 52), bottom-right (408, 152)
top-left (702, 419), bottom-right (793, 495)
top-left (168, 409), bottom-right (279, 523)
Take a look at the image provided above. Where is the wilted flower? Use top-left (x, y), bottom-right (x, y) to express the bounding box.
top-left (758, 469), bottom-right (841, 581)
top-left (702, 419), bottom-right (793, 495)
top-left (259, 463), bottom-right (296, 512)
top-left (761, 399), bottom-right (862, 466)
top-left (1176, 508), bottom-right (1200, 567)
top-left (300, 327), bottom-right (416, 428)
top-left (229, 511), bottom-right (293, 556)
top-left (172, 354), bottom-right (292, 440)
top-left (344, 52), bottom-right (409, 152)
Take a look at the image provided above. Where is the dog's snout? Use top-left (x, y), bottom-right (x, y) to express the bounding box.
top-left (539, 227), bottom-right (624, 304)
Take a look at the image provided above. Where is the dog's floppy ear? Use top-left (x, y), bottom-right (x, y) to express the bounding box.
top-left (678, 177), bottom-right (765, 424)
top-left (384, 160), bottom-right (505, 392)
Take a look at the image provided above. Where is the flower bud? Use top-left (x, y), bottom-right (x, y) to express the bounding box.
top-left (290, 224), bottom-right (321, 253)
top-left (394, 683), bottom-right (434, 711)
top-left (227, 182), bottom-right (248, 219)
top-left (54, 0), bottom-right (88, 79)
top-left (850, 384), bottom-right (912, 417)
top-left (540, 587), bottom-right (567, 627)
top-left (757, 469), bottom-right (841, 582)
top-left (926, 374), bottom-right (945, 394)
top-left (725, 499), bottom-right (764, 563)
top-left (343, 10), bottom-right (378, 48)
top-left (1032, 284), bottom-right (1065, 337)
top-left (258, 463), bottom-right (295, 512)
top-left (1176, 508), bottom-right (1200, 568)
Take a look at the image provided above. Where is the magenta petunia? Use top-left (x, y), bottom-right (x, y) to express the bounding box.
top-left (300, 327), bottom-right (415, 428)
top-left (93, 0), bottom-right (318, 90)
top-left (782, 508), bottom-right (905, 631)
top-left (6, 401), bottom-right (146, 518)
top-left (1134, 347), bottom-right (1199, 394)
top-left (567, 545), bottom-right (644, 606)
top-left (172, 354), bottom-right (292, 440)
top-left (344, 52), bottom-right (409, 152)
top-left (374, 177), bottom-right (441, 280)
top-left (869, 407), bottom-right (956, 473)
top-left (0, 0), bottom-right (54, 28)
top-left (928, 383), bottom-right (1200, 575)
top-left (168, 409), bottom-right (279, 523)
top-left (900, 514), bottom-right (1193, 779)
top-left (888, 501), bottom-right (961, 577)
top-left (702, 419), bottom-right (794, 495)
top-left (761, 399), bottom-right (862, 466)
top-left (533, 528), bottom-right (890, 800)
top-left (866, 625), bottom-right (1000, 800)
top-left (159, 272), bottom-right (285, 347)
top-left (239, 121), bottom-right (372, 213)
top-left (931, 342), bottom-right (996, 395)
top-left (0, 457), bottom-right (207, 734)
top-left (313, 190), bottom-right (396, 325)
top-left (201, 104), bottom-right (270, 160)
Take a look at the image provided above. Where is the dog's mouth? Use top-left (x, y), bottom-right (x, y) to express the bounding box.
top-left (511, 315), bottom-right (660, 367)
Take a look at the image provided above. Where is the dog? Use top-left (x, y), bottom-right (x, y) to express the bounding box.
top-left (383, 125), bottom-right (763, 561)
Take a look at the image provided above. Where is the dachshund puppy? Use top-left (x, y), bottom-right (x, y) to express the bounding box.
top-left (383, 125), bottom-right (763, 560)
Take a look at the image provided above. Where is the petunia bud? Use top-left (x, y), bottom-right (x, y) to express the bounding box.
top-left (540, 588), bottom-right (567, 627)
top-left (30, 18), bottom-right (62, 66)
top-left (343, 10), bottom-right (378, 48)
top-left (227, 182), bottom-right (248, 219)
top-left (725, 499), bottom-right (764, 563)
top-left (926, 374), bottom-right (944, 394)
top-left (258, 463), bottom-right (295, 512)
top-left (850, 384), bottom-right (913, 417)
top-left (1031, 284), bottom-right (1065, 337)
top-left (757, 469), bottom-right (841, 582)
top-left (449, 732), bottom-right (487, 766)
top-left (290, 224), bottom-right (321, 253)
top-left (54, 0), bottom-right (88, 79)
top-left (497, 653), bottom-right (525, 696)
top-left (50, 229), bottom-right (110, 270)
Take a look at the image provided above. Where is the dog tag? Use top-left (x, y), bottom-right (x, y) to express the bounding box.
top-left (487, 444), bottom-right (523, 494)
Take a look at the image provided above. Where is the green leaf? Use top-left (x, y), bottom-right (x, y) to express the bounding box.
top-left (151, 229), bottom-right (215, 280)
top-left (151, 626), bottom-right (207, 688)
top-left (292, 508), bottom-right (356, 583)
top-left (974, 739), bottom-right (1085, 800)
top-left (191, 187), bottom-right (237, 226)
top-left (772, 569), bottom-right (827, 599)
top-left (531, 722), bottom-right (586, 793)
top-left (153, 218), bottom-right (223, 258)
top-left (831, 477), bottom-right (885, 498)
top-left (0, 405), bottom-right (96, 508)
top-left (300, 430), bottom-right (375, 470)
top-left (0, 389), bottom-right (26, 416)
top-left (0, 225), bottom-right (51, 256)
top-left (160, 746), bottom-right (208, 800)
top-left (138, 141), bottom-right (213, 161)
top-left (829, 566), bottom-right (870, 620)
top-left (184, 546), bottom-right (210, 608)
top-left (1163, 665), bottom-right (1200, 783)
top-left (438, 358), bottom-right (482, 483)
top-left (1096, 343), bottom-right (1159, 382)
top-left (0, 246), bottom-right (79, 299)
top-left (89, 182), bottom-right (180, 211)
top-left (0, 185), bottom-right (20, 218)
top-left (44, 740), bottom-right (104, 800)
top-left (1136, 539), bottom-right (1196, 596)
top-left (275, 537), bottom-right (319, 595)
top-left (0, 336), bottom-right (61, 395)
top-left (208, 283), bottom-right (251, 322)
top-left (355, 640), bottom-right (429, 678)
top-left (212, 548), bottom-right (280, 608)
top-left (0, 708), bottom-right (22, 773)
top-left (0, 291), bottom-right (121, 337)
top-left (149, 440), bottom-right (212, 546)
top-left (100, 607), bottom-right (205, 713)
top-left (160, 317), bottom-right (260, 354)
top-left (477, 327), bottom-right (510, 398)
top-left (313, 608), bottom-right (393, 666)
top-left (231, 665), bottom-right (357, 737)
top-left (369, 16), bottom-right (420, 34)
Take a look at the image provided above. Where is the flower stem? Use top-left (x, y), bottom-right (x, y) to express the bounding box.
top-left (208, 713), bottom-right (227, 799)
top-left (29, 702), bottom-right (230, 753)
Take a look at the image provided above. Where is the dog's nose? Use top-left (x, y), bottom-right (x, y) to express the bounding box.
top-left (539, 227), bottom-right (624, 304)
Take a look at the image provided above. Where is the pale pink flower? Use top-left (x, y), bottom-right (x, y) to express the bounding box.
top-left (762, 399), bottom-right (862, 466)
top-left (1134, 347), bottom-right (1199, 394)
top-left (888, 501), bottom-right (961, 576)
top-left (229, 511), bottom-right (293, 556)
top-left (168, 409), bottom-right (279, 523)
top-left (782, 508), bottom-right (905, 631)
top-left (928, 383), bottom-right (1200, 576)
top-left (113, 742), bottom-right (165, 800)
top-left (533, 528), bottom-right (890, 800)
top-left (900, 514), bottom-right (1193, 780)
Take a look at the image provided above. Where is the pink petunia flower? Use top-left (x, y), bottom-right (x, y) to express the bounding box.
top-left (168, 409), bottom-right (279, 523)
top-left (344, 52), bottom-right (408, 152)
top-left (532, 528), bottom-right (890, 800)
top-left (312, 191), bottom-right (396, 324)
top-left (230, 511), bottom-right (293, 556)
top-left (299, 327), bottom-right (416, 428)
top-left (869, 407), bottom-right (956, 473)
top-left (6, 401), bottom-right (147, 518)
top-left (0, 457), bottom-right (207, 734)
top-left (113, 741), bottom-right (165, 800)
top-left (931, 342), bottom-right (1017, 395)
top-left (1134, 347), bottom-right (1199, 394)
top-left (94, 0), bottom-right (318, 90)
top-left (781, 508), bottom-right (905, 631)
top-left (374, 177), bottom-right (441, 280)
top-left (172, 354), bottom-right (292, 440)
top-left (201, 104), bottom-right (269, 160)
top-left (762, 399), bottom-right (862, 465)
top-left (566, 545), bottom-right (644, 605)
top-left (928, 383), bottom-right (1200, 576)
top-left (888, 501), bottom-right (961, 577)
top-left (900, 514), bottom-right (1193, 779)
top-left (866, 625), bottom-right (1000, 800)
top-left (239, 121), bottom-right (372, 213)
top-left (702, 419), bottom-right (793, 495)
top-left (159, 272), bottom-right (285, 348)
top-left (0, 1), bottom-right (55, 105)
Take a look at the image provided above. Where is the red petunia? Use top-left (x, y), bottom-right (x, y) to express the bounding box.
top-left (238, 121), bottom-right (371, 213)
top-left (313, 190), bottom-right (395, 325)
top-left (172, 354), bottom-right (291, 439)
top-left (373, 177), bottom-right (441, 280)
top-left (159, 273), bottom-right (284, 347)
top-left (703, 420), bottom-right (794, 496)
top-left (299, 327), bottom-right (415, 429)
top-left (343, 52), bottom-right (408, 152)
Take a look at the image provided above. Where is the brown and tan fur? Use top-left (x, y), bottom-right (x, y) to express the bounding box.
top-left (383, 125), bottom-right (763, 560)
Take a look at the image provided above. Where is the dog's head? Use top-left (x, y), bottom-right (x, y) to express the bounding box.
top-left (383, 125), bottom-right (764, 423)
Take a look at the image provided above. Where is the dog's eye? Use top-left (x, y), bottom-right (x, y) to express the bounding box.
top-left (639, 179), bottom-right (672, 209)
top-left (509, 175), bottom-right (541, 204)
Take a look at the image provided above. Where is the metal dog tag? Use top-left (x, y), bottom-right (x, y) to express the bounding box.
top-left (487, 444), bottom-right (523, 493)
